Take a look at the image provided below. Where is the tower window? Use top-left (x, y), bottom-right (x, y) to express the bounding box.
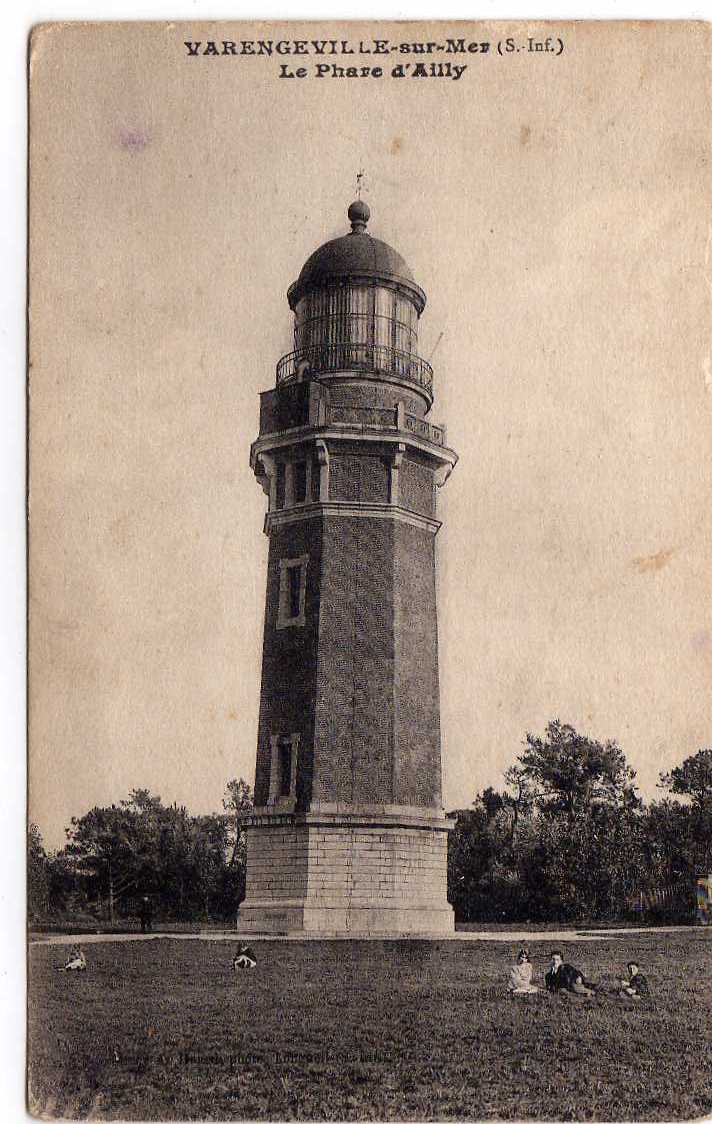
top-left (275, 464), bottom-right (286, 510)
top-left (278, 738), bottom-right (292, 797)
top-left (287, 565), bottom-right (301, 619)
top-left (293, 461), bottom-right (307, 504)
top-left (277, 555), bottom-right (308, 629)
top-left (310, 454), bottom-right (321, 501)
top-left (267, 733), bottom-right (299, 806)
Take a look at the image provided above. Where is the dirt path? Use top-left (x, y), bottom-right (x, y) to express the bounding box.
top-left (28, 925), bottom-right (698, 946)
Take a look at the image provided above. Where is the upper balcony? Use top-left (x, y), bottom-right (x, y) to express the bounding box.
top-left (276, 341), bottom-right (434, 407)
top-left (257, 377), bottom-right (447, 449)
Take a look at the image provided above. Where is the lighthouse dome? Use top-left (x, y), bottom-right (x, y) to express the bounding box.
top-left (287, 202), bottom-right (426, 314)
top-left (279, 201), bottom-right (433, 407)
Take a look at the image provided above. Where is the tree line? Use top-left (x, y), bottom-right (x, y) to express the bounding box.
top-left (28, 722), bottom-right (712, 927)
top-left (447, 721), bottom-right (712, 924)
top-left (28, 780), bottom-right (254, 927)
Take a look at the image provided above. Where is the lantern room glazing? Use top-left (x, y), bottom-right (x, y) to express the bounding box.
top-left (276, 201), bottom-right (433, 401)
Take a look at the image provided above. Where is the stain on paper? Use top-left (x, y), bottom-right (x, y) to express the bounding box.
top-left (632, 547), bottom-right (676, 574)
top-left (118, 127), bottom-right (150, 154)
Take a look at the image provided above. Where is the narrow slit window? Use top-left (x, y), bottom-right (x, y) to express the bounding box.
top-left (278, 739), bottom-right (292, 797)
top-left (275, 464), bottom-right (286, 510)
top-left (277, 555), bottom-right (308, 629)
top-left (310, 455), bottom-right (321, 502)
top-left (267, 733), bottom-right (300, 805)
top-left (287, 565), bottom-right (301, 619)
top-left (293, 461), bottom-right (307, 504)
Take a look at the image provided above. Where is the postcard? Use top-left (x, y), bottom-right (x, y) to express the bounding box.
top-left (27, 21), bottom-right (712, 1121)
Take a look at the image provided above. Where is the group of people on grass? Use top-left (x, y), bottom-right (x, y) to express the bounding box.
top-left (508, 948), bottom-right (649, 998)
top-left (56, 941), bottom-right (648, 999)
top-left (56, 942), bottom-right (258, 973)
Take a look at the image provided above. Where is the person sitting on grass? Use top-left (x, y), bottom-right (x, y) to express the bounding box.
top-left (508, 948), bottom-right (540, 994)
top-left (617, 961), bottom-right (649, 998)
top-left (545, 950), bottom-right (596, 996)
top-left (58, 946), bottom-right (87, 972)
top-left (233, 944), bottom-right (257, 970)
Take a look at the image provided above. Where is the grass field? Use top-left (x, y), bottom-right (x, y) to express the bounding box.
top-left (28, 930), bottom-right (711, 1120)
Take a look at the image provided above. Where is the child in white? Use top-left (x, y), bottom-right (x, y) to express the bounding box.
top-left (508, 948), bottom-right (539, 993)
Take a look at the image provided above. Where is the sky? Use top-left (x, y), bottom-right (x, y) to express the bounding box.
top-left (27, 20), bottom-right (712, 850)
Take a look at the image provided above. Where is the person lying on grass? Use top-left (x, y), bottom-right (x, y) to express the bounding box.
top-left (58, 946), bottom-right (87, 972)
top-left (508, 948), bottom-right (540, 994)
top-left (545, 951), bottom-right (596, 996)
top-left (233, 944), bottom-right (257, 970)
top-left (617, 961), bottom-right (649, 998)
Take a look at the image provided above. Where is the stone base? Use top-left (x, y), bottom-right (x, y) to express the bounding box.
top-left (238, 804), bottom-right (455, 936)
top-left (238, 901), bottom-right (455, 935)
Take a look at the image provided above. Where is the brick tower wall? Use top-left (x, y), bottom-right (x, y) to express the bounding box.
top-left (254, 518), bottom-right (323, 810)
top-left (393, 522), bottom-right (443, 806)
top-left (326, 382), bottom-right (429, 421)
top-left (254, 449), bottom-right (443, 815)
top-left (311, 517), bottom-right (442, 810)
top-left (311, 514), bottom-right (396, 805)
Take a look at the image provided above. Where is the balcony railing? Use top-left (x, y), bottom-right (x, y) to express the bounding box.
top-left (276, 341), bottom-right (433, 397)
top-left (320, 403), bottom-right (446, 447)
top-left (404, 413), bottom-right (446, 447)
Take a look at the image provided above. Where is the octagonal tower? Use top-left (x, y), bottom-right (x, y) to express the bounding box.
top-left (239, 201), bottom-right (458, 935)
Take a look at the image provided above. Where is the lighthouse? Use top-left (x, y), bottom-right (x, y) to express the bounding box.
top-left (239, 199), bottom-right (458, 934)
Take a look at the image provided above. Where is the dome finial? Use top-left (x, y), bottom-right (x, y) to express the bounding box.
top-left (348, 198), bottom-right (370, 234)
top-left (348, 166), bottom-right (370, 233)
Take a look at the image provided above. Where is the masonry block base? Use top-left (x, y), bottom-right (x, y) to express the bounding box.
top-left (238, 902), bottom-right (455, 935)
top-left (238, 806), bottom-right (455, 936)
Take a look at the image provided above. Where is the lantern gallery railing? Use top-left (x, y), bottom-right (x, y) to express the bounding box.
top-left (276, 342), bottom-right (434, 396)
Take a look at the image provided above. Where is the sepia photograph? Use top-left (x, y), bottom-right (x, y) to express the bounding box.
top-left (26, 19), bottom-right (712, 1120)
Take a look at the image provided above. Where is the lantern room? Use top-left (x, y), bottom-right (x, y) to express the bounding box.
top-left (276, 201), bottom-right (433, 409)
